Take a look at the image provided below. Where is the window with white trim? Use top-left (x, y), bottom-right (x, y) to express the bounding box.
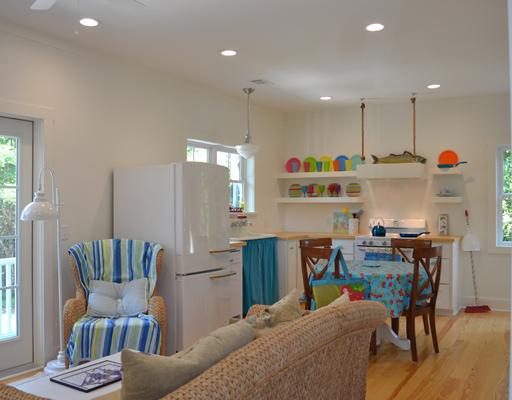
top-left (497, 144), bottom-right (511, 247)
top-left (186, 139), bottom-right (254, 212)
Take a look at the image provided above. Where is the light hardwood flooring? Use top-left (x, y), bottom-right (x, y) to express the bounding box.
top-left (366, 311), bottom-right (510, 400)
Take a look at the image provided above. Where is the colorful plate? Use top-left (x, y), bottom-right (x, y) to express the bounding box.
top-left (319, 156), bottom-right (333, 172)
top-left (335, 155), bottom-right (349, 171)
top-left (350, 155), bottom-right (364, 171)
top-left (438, 150), bottom-right (459, 165)
top-left (303, 156), bottom-right (317, 172)
top-left (285, 157), bottom-right (301, 173)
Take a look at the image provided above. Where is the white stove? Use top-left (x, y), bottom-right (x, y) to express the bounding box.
top-left (355, 218), bottom-right (427, 260)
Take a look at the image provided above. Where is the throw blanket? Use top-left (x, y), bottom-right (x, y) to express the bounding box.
top-left (67, 315), bottom-right (161, 366)
top-left (69, 239), bottom-right (162, 297)
top-left (67, 239), bottom-right (163, 366)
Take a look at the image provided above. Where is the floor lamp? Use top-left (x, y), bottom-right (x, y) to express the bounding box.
top-left (20, 167), bottom-right (66, 374)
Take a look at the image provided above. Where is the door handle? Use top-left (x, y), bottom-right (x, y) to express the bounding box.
top-left (209, 271), bottom-right (237, 280)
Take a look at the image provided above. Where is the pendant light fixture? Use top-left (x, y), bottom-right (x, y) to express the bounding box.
top-left (236, 88), bottom-right (259, 159)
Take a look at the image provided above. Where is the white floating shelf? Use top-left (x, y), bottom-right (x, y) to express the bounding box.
top-left (276, 197), bottom-right (364, 204)
top-left (431, 168), bottom-right (464, 176)
top-left (432, 196), bottom-right (464, 204)
top-left (356, 163), bottom-right (426, 179)
top-left (276, 171), bottom-right (358, 179)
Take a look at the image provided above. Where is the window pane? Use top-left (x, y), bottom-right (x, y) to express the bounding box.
top-left (502, 197), bottom-right (512, 243)
top-left (193, 147), bottom-right (208, 163)
top-left (186, 145), bottom-right (194, 161)
top-left (0, 189), bottom-right (16, 237)
top-left (503, 148), bottom-right (512, 194)
top-left (217, 151), bottom-right (241, 181)
top-left (217, 151), bottom-right (229, 168)
top-left (0, 137), bottom-right (17, 186)
top-left (229, 153), bottom-right (241, 181)
top-left (229, 182), bottom-right (244, 210)
top-left (0, 288), bottom-right (17, 340)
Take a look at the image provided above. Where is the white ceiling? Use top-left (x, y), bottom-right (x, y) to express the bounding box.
top-left (0, 0), bottom-right (509, 110)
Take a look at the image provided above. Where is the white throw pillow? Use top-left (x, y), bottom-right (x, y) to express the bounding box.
top-left (87, 278), bottom-right (148, 318)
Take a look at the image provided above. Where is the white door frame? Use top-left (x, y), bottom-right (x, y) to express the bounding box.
top-left (0, 117), bottom-right (33, 372)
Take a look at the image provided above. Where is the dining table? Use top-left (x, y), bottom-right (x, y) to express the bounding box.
top-left (337, 259), bottom-right (430, 350)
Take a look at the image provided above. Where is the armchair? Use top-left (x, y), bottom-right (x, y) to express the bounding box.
top-left (63, 239), bottom-right (166, 366)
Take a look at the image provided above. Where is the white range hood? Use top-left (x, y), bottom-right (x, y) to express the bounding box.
top-left (356, 163), bottom-right (426, 179)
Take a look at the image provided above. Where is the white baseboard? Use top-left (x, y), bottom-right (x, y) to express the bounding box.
top-left (462, 296), bottom-right (511, 312)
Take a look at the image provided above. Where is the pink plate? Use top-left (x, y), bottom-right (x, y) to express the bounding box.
top-left (285, 157), bottom-right (301, 173)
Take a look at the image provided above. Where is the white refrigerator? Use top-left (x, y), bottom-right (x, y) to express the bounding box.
top-left (114, 162), bottom-right (243, 354)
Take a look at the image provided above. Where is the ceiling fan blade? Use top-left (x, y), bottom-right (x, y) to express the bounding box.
top-left (30, 0), bottom-right (57, 10)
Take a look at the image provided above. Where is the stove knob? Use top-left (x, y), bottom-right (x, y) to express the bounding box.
top-left (382, 240), bottom-right (388, 246)
top-left (362, 240), bottom-right (367, 245)
top-left (368, 240), bottom-right (373, 246)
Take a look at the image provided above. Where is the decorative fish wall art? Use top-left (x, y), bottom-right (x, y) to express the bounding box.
top-left (371, 151), bottom-right (427, 164)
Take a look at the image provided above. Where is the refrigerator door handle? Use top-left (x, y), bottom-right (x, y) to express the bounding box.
top-left (209, 248), bottom-right (240, 254)
top-left (209, 271), bottom-right (237, 280)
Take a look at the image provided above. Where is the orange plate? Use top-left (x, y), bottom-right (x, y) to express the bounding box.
top-left (438, 150), bottom-right (459, 165)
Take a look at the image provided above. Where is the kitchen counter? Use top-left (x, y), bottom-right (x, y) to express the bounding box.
top-left (274, 231), bottom-right (461, 243)
top-left (230, 241), bottom-right (247, 249)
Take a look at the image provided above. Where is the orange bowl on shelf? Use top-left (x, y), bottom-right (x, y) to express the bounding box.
top-left (438, 150), bottom-right (459, 165)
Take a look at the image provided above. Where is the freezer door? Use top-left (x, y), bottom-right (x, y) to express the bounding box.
top-left (176, 264), bottom-right (242, 350)
top-left (175, 162), bottom-right (230, 275)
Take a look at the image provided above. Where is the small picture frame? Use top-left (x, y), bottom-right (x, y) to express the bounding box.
top-left (50, 360), bottom-right (122, 393)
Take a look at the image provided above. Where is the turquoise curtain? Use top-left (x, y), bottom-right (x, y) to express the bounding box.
top-left (242, 237), bottom-right (278, 315)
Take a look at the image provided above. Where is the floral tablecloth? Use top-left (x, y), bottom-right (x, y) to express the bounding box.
top-left (343, 260), bottom-right (429, 317)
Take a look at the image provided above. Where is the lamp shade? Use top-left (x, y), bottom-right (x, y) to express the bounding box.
top-left (236, 143), bottom-right (259, 159)
top-left (20, 191), bottom-right (58, 221)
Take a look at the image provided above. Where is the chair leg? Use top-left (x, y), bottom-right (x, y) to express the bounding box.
top-left (391, 317), bottom-right (400, 335)
top-left (370, 330), bottom-right (377, 355)
top-left (422, 314), bottom-right (430, 335)
top-left (429, 311), bottom-right (440, 353)
top-left (406, 316), bottom-right (418, 362)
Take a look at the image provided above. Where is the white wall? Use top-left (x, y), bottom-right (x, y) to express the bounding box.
top-left (283, 94), bottom-right (511, 308)
top-left (0, 22), bottom-right (285, 362)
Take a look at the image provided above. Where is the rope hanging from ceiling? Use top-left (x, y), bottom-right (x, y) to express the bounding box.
top-left (411, 94), bottom-right (417, 157)
top-left (360, 99), bottom-right (365, 160)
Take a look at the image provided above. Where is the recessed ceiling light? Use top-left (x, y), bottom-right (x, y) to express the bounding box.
top-left (427, 84), bottom-right (441, 89)
top-left (366, 23), bottom-right (384, 32)
top-left (320, 96), bottom-right (332, 101)
top-left (79, 18), bottom-right (99, 27)
top-left (220, 49), bottom-right (237, 57)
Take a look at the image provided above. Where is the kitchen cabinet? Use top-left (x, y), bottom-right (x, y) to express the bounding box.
top-left (433, 240), bottom-right (461, 315)
top-left (277, 238), bottom-right (355, 298)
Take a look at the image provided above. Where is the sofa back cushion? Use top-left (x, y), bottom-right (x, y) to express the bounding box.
top-left (68, 239), bottom-right (162, 298)
top-left (121, 319), bottom-right (255, 400)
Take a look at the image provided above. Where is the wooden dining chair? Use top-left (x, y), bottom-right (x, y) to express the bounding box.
top-left (299, 238), bottom-right (378, 355)
top-left (299, 239), bottom-right (337, 311)
top-left (390, 239), bottom-right (432, 336)
top-left (405, 246), bottom-right (443, 361)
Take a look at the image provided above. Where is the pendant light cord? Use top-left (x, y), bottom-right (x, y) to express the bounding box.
top-left (411, 95), bottom-right (416, 158)
top-left (360, 100), bottom-right (366, 160)
top-left (243, 88), bottom-right (255, 143)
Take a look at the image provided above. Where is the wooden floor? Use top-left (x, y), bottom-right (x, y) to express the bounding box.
top-left (366, 311), bottom-right (510, 400)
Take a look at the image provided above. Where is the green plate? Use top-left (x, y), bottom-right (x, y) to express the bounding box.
top-left (303, 156), bottom-right (317, 172)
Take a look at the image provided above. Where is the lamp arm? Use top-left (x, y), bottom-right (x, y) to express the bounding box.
top-left (37, 167), bottom-right (57, 205)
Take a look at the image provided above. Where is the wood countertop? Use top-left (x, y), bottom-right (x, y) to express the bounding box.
top-left (209, 241), bottom-right (246, 253)
top-left (273, 232), bottom-right (461, 243)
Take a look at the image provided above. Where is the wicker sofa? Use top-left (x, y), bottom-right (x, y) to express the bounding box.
top-left (1, 300), bottom-right (385, 400)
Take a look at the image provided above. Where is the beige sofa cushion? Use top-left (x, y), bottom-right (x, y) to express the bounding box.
top-left (246, 289), bottom-right (302, 338)
top-left (121, 319), bottom-right (254, 400)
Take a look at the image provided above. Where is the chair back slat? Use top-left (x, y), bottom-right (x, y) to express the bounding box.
top-left (299, 239), bottom-right (337, 310)
top-left (391, 239), bottom-right (432, 263)
top-left (409, 246), bottom-right (443, 311)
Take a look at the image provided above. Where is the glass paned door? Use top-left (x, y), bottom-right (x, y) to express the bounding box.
top-left (0, 117), bottom-right (33, 372)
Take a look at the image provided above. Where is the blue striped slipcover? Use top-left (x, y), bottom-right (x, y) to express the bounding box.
top-left (66, 239), bottom-right (163, 366)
